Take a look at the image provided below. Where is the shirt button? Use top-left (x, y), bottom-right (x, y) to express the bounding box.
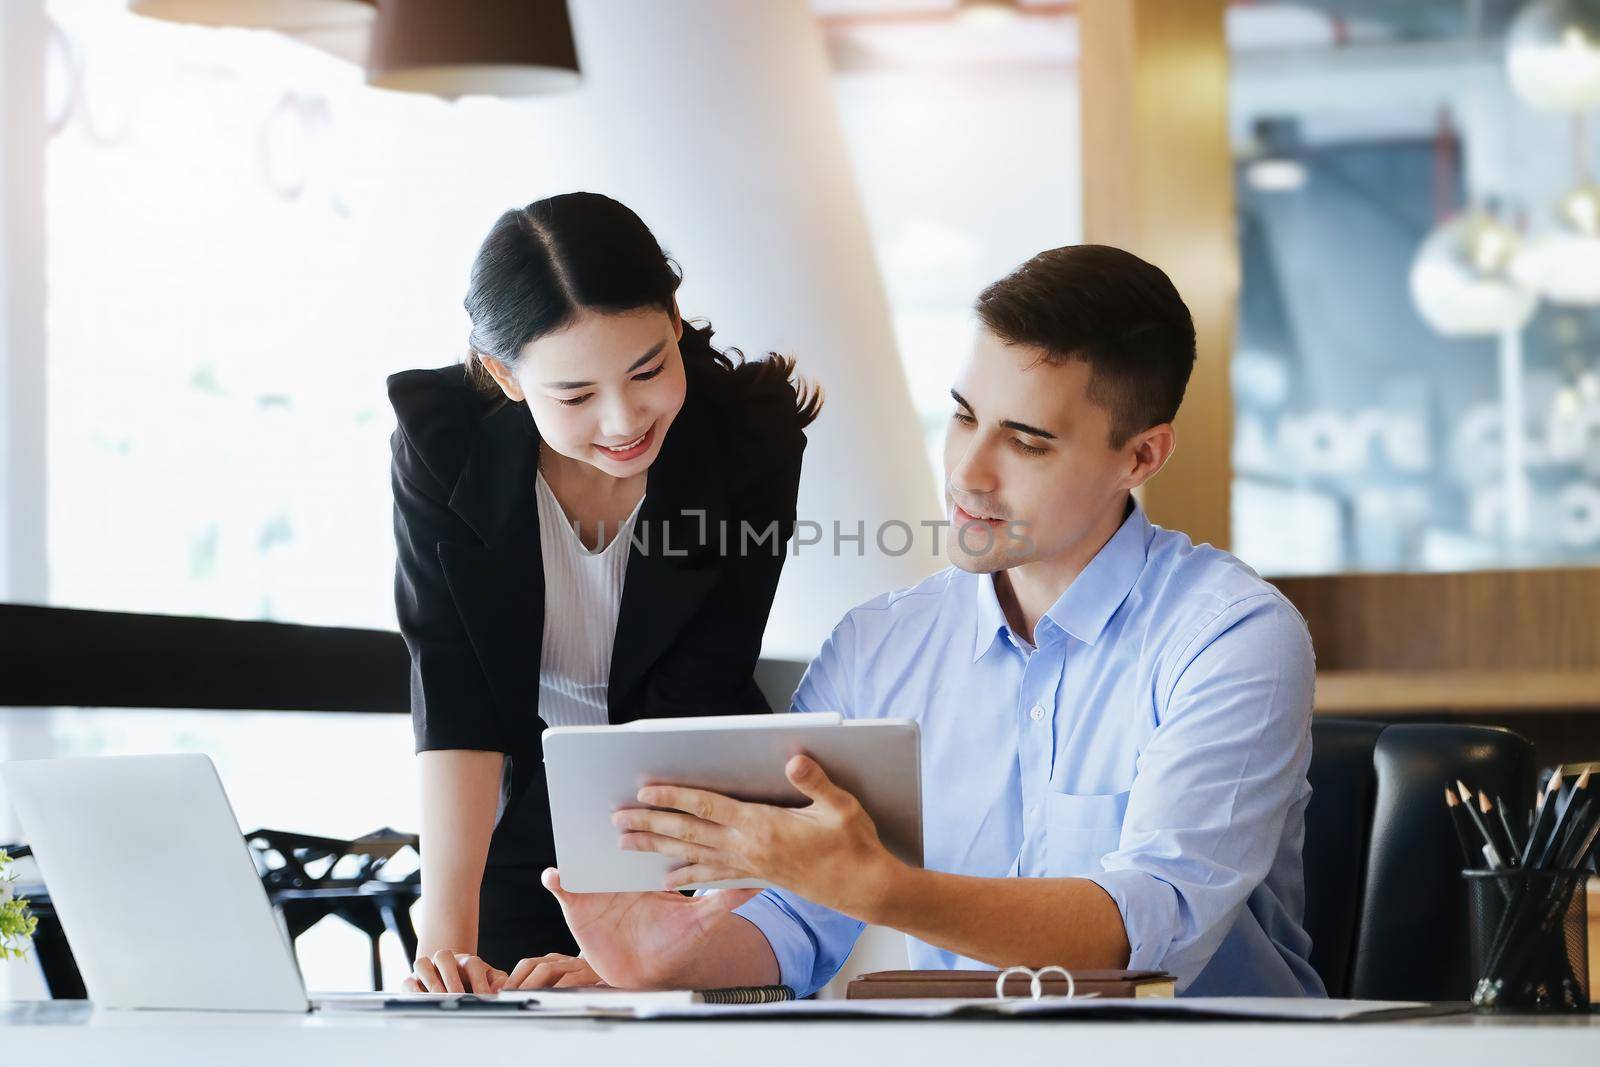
top-left (1029, 704), bottom-right (1045, 721)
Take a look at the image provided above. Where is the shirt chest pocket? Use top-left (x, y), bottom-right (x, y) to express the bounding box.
top-left (1044, 789), bottom-right (1130, 877)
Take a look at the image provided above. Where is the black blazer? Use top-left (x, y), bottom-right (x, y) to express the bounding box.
top-left (387, 347), bottom-right (807, 968)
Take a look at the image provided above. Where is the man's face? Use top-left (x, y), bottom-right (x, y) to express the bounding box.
top-left (942, 327), bottom-right (1136, 573)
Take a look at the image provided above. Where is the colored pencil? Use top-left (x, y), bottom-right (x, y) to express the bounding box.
top-left (1555, 796), bottom-right (1600, 871)
top-left (1458, 780), bottom-right (1505, 869)
top-left (1534, 769), bottom-right (1590, 870)
top-left (1445, 787), bottom-right (1477, 867)
top-left (1519, 771), bottom-right (1563, 869)
top-left (1479, 791), bottom-right (1517, 869)
top-left (1493, 792), bottom-right (1522, 861)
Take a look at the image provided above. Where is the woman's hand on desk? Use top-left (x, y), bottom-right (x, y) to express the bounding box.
top-left (402, 950), bottom-right (507, 994)
top-left (502, 953), bottom-right (605, 990)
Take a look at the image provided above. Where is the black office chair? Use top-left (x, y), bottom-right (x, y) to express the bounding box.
top-left (246, 827), bottom-right (422, 992)
top-left (1303, 719), bottom-right (1536, 1001)
top-left (754, 657), bottom-right (808, 712)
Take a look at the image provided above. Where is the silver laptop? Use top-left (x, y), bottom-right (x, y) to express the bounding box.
top-left (0, 753), bottom-right (432, 1012)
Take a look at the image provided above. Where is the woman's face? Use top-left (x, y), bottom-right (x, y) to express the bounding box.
top-left (488, 306), bottom-right (687, 478)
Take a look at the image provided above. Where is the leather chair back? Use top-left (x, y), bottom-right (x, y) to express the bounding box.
top-left (1304, 719), bottom-right (1535, 1000)
top-left (753, 658), bottom-right (808, 713)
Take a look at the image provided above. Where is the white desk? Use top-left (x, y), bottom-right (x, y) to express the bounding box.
top-left (4, 1001), bottom-right (1597, 1066)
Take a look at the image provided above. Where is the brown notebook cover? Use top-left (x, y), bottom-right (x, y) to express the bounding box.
top-left (846, 968), bottom-right (1177, 1000)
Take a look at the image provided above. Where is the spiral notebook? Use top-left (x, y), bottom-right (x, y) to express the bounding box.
top-left (847, 968), bottom-right (1177, 1000)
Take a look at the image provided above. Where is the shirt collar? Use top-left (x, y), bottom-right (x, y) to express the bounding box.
top-left (971, 570), bottom-right (1012, 663)
top-left (1044, 497), bottom-right (1151, 645)
top-left (970, 497), bottom-right (1152, 662)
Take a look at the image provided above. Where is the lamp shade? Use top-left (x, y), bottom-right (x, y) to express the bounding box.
top-left (366, 0), bottom-right (580, 98)
top-left (1243, 117), bottom-right (1307, 193)
top-left (1410, 209), bottom-right (1538, 336)
top-left (1506, 0), bottom-right (1600, 112)
top-left (1513, 182), bottom-right (1600, 305)
top-left (128, 0), bottom-right (375, 31)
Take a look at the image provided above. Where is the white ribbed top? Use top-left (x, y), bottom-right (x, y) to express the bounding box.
top-left (534, 471), bottom-right (643, 729)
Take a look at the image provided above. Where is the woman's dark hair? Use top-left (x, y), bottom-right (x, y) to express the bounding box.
top-left (464, 191), bottom-right (819, 425)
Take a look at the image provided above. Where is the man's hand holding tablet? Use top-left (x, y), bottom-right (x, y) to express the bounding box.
top-left (540, 754), bottom-right (894, 991)
top-left (532, 714), bottom-right (922, 989)
top-left (540, 713), bottom-right (921, 894)
top-left (616, 753), bottom-right (902, 910)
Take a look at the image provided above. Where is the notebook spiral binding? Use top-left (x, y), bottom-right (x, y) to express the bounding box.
top-left (698, 985), bottom-right (797, 1005)
top-left (994, 965), bottom-right (1079, 1001)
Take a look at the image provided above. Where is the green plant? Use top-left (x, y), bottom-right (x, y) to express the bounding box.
top-left (0, 848), bottom-right (37, 961)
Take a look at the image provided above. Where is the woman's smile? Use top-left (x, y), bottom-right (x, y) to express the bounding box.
top-left (594, 422), bottom-right (655, 463)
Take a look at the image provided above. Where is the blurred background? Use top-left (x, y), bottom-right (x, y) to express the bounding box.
top-left (3, 0), bottom-right (1600, 995)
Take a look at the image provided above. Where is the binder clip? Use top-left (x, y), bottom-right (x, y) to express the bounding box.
top-left (994, 964), bottom-right (1077, 1001)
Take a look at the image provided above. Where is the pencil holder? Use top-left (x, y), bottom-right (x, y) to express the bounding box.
top-left (1464, 869), bottom-right (1591, 1013)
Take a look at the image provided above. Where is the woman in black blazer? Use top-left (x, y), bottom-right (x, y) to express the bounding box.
top-left (390, 192), bottom-right (818, 993)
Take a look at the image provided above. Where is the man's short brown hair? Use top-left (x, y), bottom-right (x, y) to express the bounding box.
top-left (974, 245), bottom-right (1197, 448)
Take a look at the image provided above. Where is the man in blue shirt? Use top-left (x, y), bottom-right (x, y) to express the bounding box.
top-left (513, 245), bottom-right (1324, 999)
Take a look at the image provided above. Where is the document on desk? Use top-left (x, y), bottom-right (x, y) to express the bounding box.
top-left (324, 987), bottom-right (791, 1015)
top-left (326, 992), bottom-right (1461, 1023)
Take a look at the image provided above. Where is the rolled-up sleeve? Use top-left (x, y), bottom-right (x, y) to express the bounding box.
top-left (731, 610), bottom-right (868, 996)
top-left (734, 889), bottom-right (865, 997)
top-left (1081, 594), bottom-right (1314, 990)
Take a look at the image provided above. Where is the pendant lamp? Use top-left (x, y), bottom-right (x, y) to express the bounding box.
top-left (365, 0), bottom-right (580, 99)
top-left (1506, 0), bottom-right (1600, 112)
top-left (128, 0), bottom-right (375, 31)
top-left (1513, 182), bottom-right (1600, 306)
top-left (1410, 208), bottom-right (1538, 337)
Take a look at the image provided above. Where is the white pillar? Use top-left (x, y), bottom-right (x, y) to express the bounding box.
top-left (0, 9), bottom-right (49, 1005)
top-left (555, 0), bottom-right (942, 659)
top-left (1498, 326), bottom-right (1529, 545)
top-left (0, 0), bottom-right (49, 604)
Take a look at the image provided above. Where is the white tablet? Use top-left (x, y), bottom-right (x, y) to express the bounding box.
top-left (543, 712), bottom-right (922, 893)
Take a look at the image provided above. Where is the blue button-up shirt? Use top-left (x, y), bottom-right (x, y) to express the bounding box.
top-left (736, 499), bottom-right (1325, 998)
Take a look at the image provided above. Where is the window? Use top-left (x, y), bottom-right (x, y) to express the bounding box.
top-left (1228, 5), bottom-right (1600, 574)
top-left (44, 6), bottom-right (430, 629)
